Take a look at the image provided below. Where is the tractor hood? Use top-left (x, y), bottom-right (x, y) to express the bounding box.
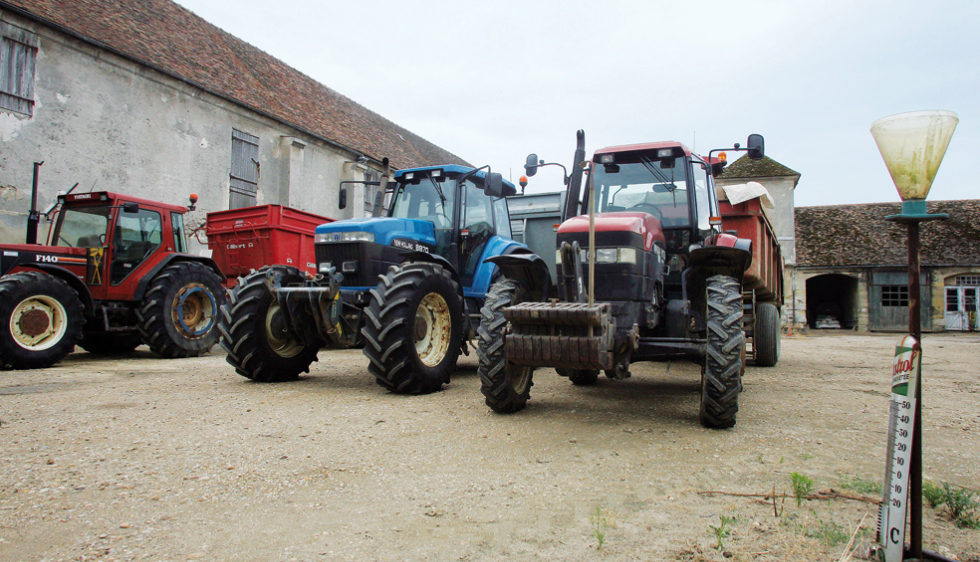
top-left (315, 217), bottom-right (437, 249)
top-left (557, 212), bottom-right (666, 251)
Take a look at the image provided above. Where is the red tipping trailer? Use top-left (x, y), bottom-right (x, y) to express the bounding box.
top-left (205, 205), bottom-right (333, 287)
top-left (717, 186), bottom-right (784, 366)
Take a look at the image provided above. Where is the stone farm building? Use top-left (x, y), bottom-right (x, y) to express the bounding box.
top-left (0, 0), bottom-right (465, 246)
top-left (714, 154), bottom-right (980, 333)
top-left (794, 200), bottom-right (980, 332)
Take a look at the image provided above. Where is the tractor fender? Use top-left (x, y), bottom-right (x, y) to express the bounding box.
top-left (14, 264), bottom-right (94, 312)
top-left (397, 250), bottom-right (462, 296)
top-left (684, 244), bottom-right (752, 325)
top-left (484, 251), bottom-right (552, 302)
top-left (468, 237), bottom-right (528, 297)
top-left (688, 244), bottom-right (752, 282)
top-left (132, 254), bottom-right (225, 302)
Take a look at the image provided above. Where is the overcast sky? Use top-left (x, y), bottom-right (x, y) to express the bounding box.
top-left (174, 0), bottom-right (977, 207)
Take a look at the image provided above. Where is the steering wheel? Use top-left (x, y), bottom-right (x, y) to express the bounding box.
top-left (631, 203), bottom-right (664, 221)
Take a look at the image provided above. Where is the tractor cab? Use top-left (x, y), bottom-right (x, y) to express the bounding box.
top-left (46, 192), bottom-right (190, 300)
top-left (316, 165), bottom-right (517, 293)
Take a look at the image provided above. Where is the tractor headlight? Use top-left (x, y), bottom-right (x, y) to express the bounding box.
top-left (568, 247), bottom-right (638, 265)
top-left (315, 231), bottom-right (375, 243)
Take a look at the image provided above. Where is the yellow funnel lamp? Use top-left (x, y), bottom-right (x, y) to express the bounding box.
top-left (871, 110), bottom-right (957, 562)
top-left (872, 110), bottom-right (958, 220)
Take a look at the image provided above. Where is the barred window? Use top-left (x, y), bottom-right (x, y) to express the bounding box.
top-left (0, 22), bottom-right (39, 116)
top-left (881, 285), bottom-right (909, 307)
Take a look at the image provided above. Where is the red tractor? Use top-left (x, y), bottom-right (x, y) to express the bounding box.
top-left (0, 191), bottom-right (225, 369)
top-left (479, 131), bottom-right (775, 428)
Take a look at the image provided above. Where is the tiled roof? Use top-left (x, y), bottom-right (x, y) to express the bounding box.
top-left (0, 0), bottom-right (468, 169)
top-left (718, 154), bottom-right (799, 179)
top-left (795, 200), bottom-right (980, 267)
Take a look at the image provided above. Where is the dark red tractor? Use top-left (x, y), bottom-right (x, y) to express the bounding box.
top-left (0, 191), bottom-right (225, 369)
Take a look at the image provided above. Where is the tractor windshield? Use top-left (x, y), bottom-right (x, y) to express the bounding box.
top-left (390, 175), bottom-right (455, 230)
top-left (53, 204), bottom-right (110, 248)
top-left (592, 156), bottom-right (691, 228)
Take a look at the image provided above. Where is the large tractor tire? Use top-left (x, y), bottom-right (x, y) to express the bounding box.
top-left (136, 261), bottom-right (225, 358)
top-left (219, 266), bottom-right (319, 382)
top-left (477, 278), bottom-right (534, 413)
top-left (699, 274), bottom-right (745, 429)
top-left (0, 271), bottom-right (84, 370)
top-left (753, 302), bottom-right (781, 367)
top-left (79, 332), bottom-right (143, 355)
top-left (362, 262), bottom-right (462, 395)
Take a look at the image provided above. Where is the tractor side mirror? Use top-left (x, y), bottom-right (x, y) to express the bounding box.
top-left (524, 153), bottom-right (539, 177)
top-left (122, 202), bottom-right (139, 214)
top-left (747, 134), bottom-right (765, 160)
top-left (338, 186), bottom-right (348, 210)
top-left (485, 173), bottom-right (504, 198)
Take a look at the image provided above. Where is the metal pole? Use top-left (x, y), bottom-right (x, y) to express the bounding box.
top-left (26, 161), bottom-right (43, 244)
top-left (907, 220), bottom-right (923, 560)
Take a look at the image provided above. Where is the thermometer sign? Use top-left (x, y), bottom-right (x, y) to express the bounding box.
top-left (877, 335), bottom-right (920, 562)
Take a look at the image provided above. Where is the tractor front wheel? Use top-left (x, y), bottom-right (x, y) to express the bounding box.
top-left (0, 271), bottom-right (84, 369)
top-left (136, 262), bottom-right (225, 358)
top-left (362, 262), bottom-right (462, 394)
top-left (699, 274), bottom-right (745, 429)
top-left (219, 266), bottom-right (320, 382)
top-left (477, 278), bottom-right (534, 413)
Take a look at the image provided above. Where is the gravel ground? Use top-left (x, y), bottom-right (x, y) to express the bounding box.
top-left (1, 332), bottom-right (978, 561)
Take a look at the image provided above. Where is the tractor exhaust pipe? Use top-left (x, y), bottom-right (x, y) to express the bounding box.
top-left (26, 161), bottom-right (43, 245)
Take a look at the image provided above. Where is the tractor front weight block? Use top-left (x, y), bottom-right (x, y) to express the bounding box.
top-left (503, 302), bottom-right (616, 371)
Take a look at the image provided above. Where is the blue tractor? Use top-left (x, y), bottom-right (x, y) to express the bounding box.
top-left (219, 163), bottom-right (550, 394)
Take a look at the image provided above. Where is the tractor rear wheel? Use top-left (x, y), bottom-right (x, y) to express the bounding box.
top-left (79, 332), bottom-right (142, 354)
top-left (699, 274), bottom-right (745, 429)
top-left (362, 262), bottom-right (462, 394)
top-left (136, 262), bottom-right (224, 358)
top-left (0, 271), bottom-right (84, 370)
top-left (477, 278), bottom-right (534, 413)
top-left (219, 266), bottom-right (320, 382)
top-left (753, 302), bottom-right (781, 367)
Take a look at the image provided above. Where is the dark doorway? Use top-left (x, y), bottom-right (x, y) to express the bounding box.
top-left (806, 274), bottom-right (859, 329)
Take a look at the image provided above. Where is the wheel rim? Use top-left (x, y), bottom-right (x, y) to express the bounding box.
top-left (265, 302), bottom-right (304, 358)
top-left (414, 292), bottom-right (452, 367)
top-left (172, 284), bottom-right (217, 338)
top-left (510, 365), bottom-right (532, 394)
top-left (9, 295), bottom-right (69, 351)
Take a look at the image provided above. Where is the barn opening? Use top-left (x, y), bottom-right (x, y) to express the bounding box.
top-left (806, 274), bottom-right (859, 329)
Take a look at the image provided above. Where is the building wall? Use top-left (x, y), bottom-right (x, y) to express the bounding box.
top-left (786, 265), bottom-right (974, 333)
top-left (0, 11), bottom-right (374, 251)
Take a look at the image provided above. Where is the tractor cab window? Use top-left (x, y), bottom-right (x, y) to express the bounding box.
top-left (391, 174), bottom-right (455, 255)
top-left (110, 209), bottom-right (163, 285)
top-left (460, 179), bottom-right (496, 285)
top-left (690, 160), bottom-right (712, 233)
top-left (592, 154), bottom-right (691, 228)
top-left (492, 196), bottom-right (511, 240)
top-left (54, 205), bottom-right (110, 248)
